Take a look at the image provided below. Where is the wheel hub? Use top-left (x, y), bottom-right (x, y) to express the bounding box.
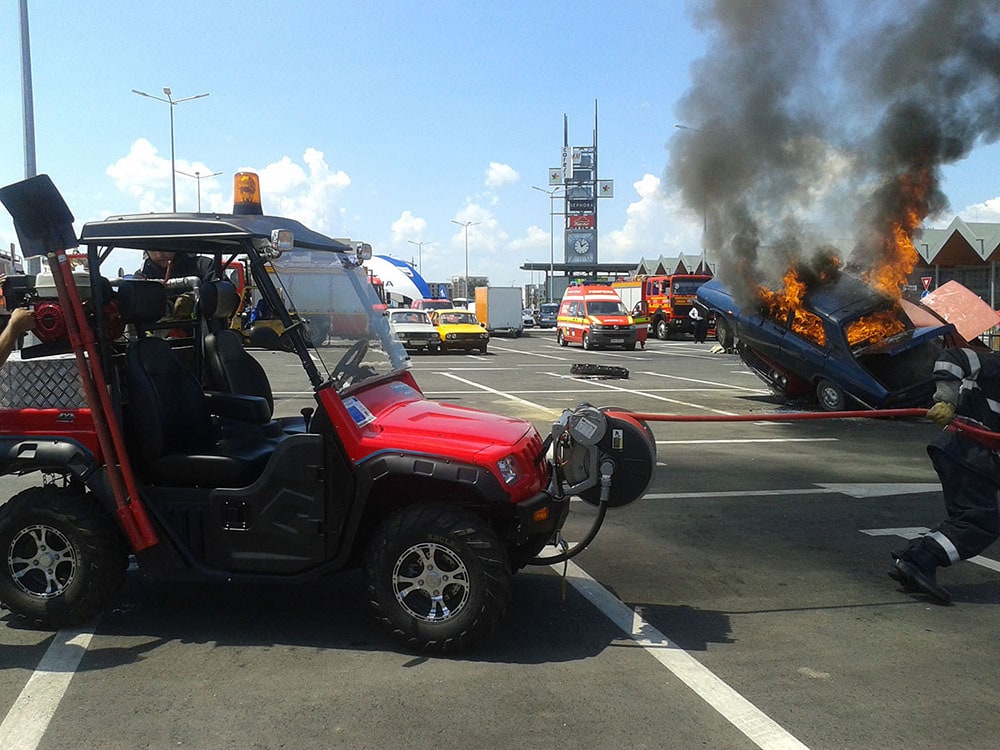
top-left (7, 524), bottom-right (77, 599)
top-left (392, 542), bottom-right (470, 623)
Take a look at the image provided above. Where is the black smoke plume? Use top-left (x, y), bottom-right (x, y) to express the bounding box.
top-left (668, 0), bottom-right (1000, 306)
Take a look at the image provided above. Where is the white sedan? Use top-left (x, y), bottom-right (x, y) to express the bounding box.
top-left (387, 309), bottom-right (440, 353)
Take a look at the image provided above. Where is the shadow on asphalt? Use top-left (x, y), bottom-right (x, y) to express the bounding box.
top-left (1, 568), bottom-right (633, 668)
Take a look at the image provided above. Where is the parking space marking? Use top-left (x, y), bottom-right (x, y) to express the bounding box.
top-left (543, 371), bottom-right (743, 416)
top-left (642, 371), bottom-right (771, 393)
top-left (0, 624), bottom-right (97, 750)
top-left (487, 345), bottom-right (568, 360)
top-left (557, 559), bottom-right (809, 750)
top-left (438, 373), bottom-right (562, 417)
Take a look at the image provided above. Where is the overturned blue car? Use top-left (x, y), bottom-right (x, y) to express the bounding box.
top-left (697, 275), bottom-right (953, 410)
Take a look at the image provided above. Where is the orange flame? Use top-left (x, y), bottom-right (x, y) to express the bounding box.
top-left (863, 169), bottom-right (927, 297)
top-left (757, 266), bottom-right (827, 346)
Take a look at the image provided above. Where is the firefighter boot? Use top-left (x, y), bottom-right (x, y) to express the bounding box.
top-left (888, 547), bottom-right (952, 604)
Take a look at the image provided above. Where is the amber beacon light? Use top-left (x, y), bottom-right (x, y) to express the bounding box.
top-left (233, 171), bottom-right (263, 215)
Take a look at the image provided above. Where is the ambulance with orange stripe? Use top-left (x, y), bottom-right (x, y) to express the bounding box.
top-left (556, 284), bottom-right (639, 350)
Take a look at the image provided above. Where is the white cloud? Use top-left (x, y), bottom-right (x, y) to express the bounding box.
top-left (390, 210), bottom-right (428, 244)
top-left (249, 149), bottom-right (351, 233)
top-left (484, 162), bottom-right (519, 189)
top-left (602, 173), bottom-right (702, 262)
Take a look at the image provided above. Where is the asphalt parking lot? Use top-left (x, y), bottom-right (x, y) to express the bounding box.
top-left (4, 330), bottom-right (1000, 749)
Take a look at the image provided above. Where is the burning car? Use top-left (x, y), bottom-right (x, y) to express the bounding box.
top-left (697, 274), bottom-right (953, 410)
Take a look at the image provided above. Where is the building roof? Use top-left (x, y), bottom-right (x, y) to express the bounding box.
top-left (915, 217), bottom-right (1000, 265)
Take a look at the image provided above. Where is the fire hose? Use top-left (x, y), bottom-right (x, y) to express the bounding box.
top-left (531, 406), bottom-right (1000, 567)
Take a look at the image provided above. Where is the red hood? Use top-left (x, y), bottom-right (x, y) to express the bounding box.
top-left (374, 398), bottom-right (533, 454)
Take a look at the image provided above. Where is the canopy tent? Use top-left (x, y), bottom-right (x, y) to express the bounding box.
top-left (364, 255), bottom-right (432, 304)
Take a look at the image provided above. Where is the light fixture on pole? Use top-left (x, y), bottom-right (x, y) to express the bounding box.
top-left (532, 185), bottom-right (561, 302)
top-left (132, 87), bottom-right (210, 212)
top-left (407, 239), bottom-right (432, 276)
top-left (176, 169), bottom-right (222, 212)
top-left (450, 220), bottom-right (480, 299)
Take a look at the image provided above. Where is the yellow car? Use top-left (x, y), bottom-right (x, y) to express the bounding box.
top-left (429, 308), bottom-right (490, 353)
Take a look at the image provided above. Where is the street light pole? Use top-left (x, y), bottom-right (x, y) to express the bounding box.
top-left (132, 87), bottom-right (210, 212)
top-left (176, 169), bottom-right (222, 212)
top-left (451, 220), bottom-right (479, 299)
top-left (532, 185), bottom-right (561, 302)
top-left (407, 239), bottom-right (432, 276)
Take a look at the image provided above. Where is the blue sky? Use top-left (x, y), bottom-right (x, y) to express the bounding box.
top-left (2, 1), bottom-right (999, 291)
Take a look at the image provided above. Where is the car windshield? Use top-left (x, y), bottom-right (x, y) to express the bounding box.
top-left (439, 311), bottom-right (479, 325)
top-left (267, 248), bottom-right (409, 393)
top-left (390, 310), bottom-right (431, 325)
top-left (587, 300), bottom-right (627, 315)
top-left (540, 304), bottom-right (559, 315)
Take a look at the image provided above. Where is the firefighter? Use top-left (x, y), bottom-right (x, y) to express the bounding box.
top-left (889, 346), bottom-right (1000, 604)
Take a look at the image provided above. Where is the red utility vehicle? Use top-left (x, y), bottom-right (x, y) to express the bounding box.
top-left (0, 174), bottom-right (653, 652)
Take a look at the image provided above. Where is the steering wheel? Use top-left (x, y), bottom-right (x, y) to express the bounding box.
top-left (328, 339), bottom-right (370, 389)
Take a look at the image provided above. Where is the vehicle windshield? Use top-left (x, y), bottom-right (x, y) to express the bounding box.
top-left (673, 279), bottom-right (708, 295)
top-left (437, 311), bottom-right (479, 325)
top-left (540, 303), bottom-right (559, 315)
top-left (267, 248), bottom-right (409, 393)
top-left (389, 309), bottom-right (432, 325)
top-left (587, 300), bottom-right (628, 315)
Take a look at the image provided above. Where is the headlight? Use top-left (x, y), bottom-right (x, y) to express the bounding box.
top-left (447, 333), bottom-right (456, 340)
top-left (496, 455), bottom-right (519, 485)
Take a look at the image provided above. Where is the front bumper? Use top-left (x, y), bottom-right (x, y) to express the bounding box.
top-left (589, 328), bottom-right (637, 347)
top-left (513, 489), bottom-right (571, 537)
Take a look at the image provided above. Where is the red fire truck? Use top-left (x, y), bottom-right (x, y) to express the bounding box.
top-left (613, 273), bottom-right (712, 340)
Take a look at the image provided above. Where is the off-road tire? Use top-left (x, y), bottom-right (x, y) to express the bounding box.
top-left (365, 503), bottom-right (511, 653)
top-left (0, 486), bottom-right (129, 628)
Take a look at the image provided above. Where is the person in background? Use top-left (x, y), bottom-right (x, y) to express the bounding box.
top-left (135, 250), bottom-right (215, 283)
top-left (0, 307), bottom-right (35, 367)
top-left (135, 250), bottom-right (217, 320)
top-left (889, 346), bottom-right (1000, 604)
top-left (689, 301), bottom-right (709, 344)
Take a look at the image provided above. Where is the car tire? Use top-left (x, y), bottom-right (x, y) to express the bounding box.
top-left (715, 316), bottom-right (735, 350)
top-left (557, 329), bottom-right (567, 347)
top-left (582, 333), bottom-right (592, 350)
top-left (479, 345), bottom-right (488, 354)
top-left (816, 379), bottom-right (846, 411)
top-left (0, 486), bottom-right (129, 628)
top-left (655, 318), bottom-right (669, 340)
top-left (365, 503), bottom-right (512, 653)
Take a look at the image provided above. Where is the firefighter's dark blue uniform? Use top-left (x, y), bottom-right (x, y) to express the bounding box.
top-left (891, 347), bottom-right (1000, 602)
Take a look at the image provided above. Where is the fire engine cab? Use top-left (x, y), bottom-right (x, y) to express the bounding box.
top-left (614, 274), bottom-right (712, 340)
top-left (556, 285), bottom-right (638, 350)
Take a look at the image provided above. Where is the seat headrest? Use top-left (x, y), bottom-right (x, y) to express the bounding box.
top-left (200, 280), bottom-right (240, 320)
top-left (117, 281), bottom-right (167, 324)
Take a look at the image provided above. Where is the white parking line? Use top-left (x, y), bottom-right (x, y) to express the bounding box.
top-left (0, 623), bottom-right (97, 750)
top-left (555, 559), bottom-right (808, 750)
top-left (438, 372), bottom-right (562, 417)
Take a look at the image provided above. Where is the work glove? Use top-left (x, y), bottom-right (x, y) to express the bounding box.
top-left (926, 401), bottom-right (956, 426)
